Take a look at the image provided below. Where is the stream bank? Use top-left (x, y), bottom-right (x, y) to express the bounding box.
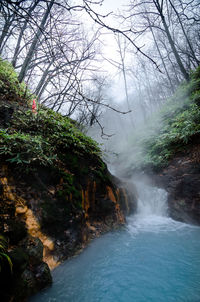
top-left (151, 137), bottom-right (200, 225)
top-left (0, 163), bottom-right (136, 302)
top-left (0, 59), bottom-right (138, 302)
top-left (29, 182), bottom-right (200, 302)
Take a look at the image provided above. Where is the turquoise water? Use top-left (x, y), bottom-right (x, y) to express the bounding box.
top-left (30, 185), bottom-right (200, 302)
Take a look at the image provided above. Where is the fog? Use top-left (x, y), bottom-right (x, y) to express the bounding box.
top-left (0, 0), bottom-right (199, 179)
top-left (87, 75), bottom-right (191, 178)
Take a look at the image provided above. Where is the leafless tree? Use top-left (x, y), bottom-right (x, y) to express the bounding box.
top-left (0, 0), bottom-right (199, 131)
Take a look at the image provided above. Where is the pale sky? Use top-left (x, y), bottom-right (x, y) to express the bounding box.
top-left (88, 0), bottom-right (131, 103)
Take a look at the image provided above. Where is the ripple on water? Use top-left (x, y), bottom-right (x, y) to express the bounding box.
top-left (29, 218), bottom-right (200, 302)
top-left (29, 183), bottom-right (200, 302)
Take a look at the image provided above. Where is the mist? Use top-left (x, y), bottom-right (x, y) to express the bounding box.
top-left (87, 72), bottom-right (193, 178)
top-left (0, 0), bottom-right (199, 178)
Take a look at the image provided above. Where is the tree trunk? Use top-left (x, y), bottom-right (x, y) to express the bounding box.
top-left (0, 17), bottom-right (13, 54)
top-left (168, 0), bottom-right (199, 67)
top-left (34, 60), bottom-right (54, 96)
top-left (153, 0), bottom-right (189, 81)
top-left (117, 34), bottom-right (135, 128)
top-left (18, 0), bottom-right (54, 83)
top-left (161, 16), bottom-right (189, 81)
top-left (147, 17), bottom-right (175, 92)
top-left (12, 1), bottom-right (39, 68)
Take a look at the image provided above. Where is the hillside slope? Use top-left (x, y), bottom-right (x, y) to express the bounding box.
top-left (120, 66), bottom-right (200, 224)
top-left (0, 60), bottom-right (136, 302)
top-left (146, 66), bottom-right (200, 224)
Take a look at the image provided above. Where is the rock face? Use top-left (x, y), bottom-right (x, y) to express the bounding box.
top-left (0, 60), bottom-right (137, 301)
top-left (153, 140), bottom-right (200, 225)
top-left (0, 166), bottom-right (52, 302)
top-left (0, 164), bottom-right (137, 301)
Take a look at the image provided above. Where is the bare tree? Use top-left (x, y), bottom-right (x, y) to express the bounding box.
top-left (18, 0), bottom-right (54, 82)
top-left (0, 0), bottom-right (199, 130)
top-left (11, 1), bottom-right (40, 68)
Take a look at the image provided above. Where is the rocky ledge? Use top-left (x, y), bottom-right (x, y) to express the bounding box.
top-left (153, 138), bottom-right (200, 225)
top-left (0, 164), bottom-right (136, 302)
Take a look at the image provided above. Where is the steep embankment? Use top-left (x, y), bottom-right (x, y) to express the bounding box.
top-left (154, 139), bottom-right (200, 224)
top-left (117, 65), bottom-right (200, 224)
top-left (142, 66), bottom-right (200, 224)
top-left (0, 60), bottom-right (136, 302)
top-left (148, 67), bottom-right (200, 224)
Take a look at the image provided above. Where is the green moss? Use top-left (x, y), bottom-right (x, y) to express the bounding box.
top-left (94, 161), bottom-right (110, 182)
top-left (0, 59), bottom-right (102, 175)
top-left (0, 59), bottom-right (32, 103)
top-left (126, 66), bottom-right (200, 171)
top-left (62, 173), bottom-right (74, 186)
top-left (54, 170), bottom-right (82, 211)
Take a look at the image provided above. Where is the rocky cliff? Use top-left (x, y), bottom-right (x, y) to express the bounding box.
top-left (153, 135), bottom-right (200, 225)
top-left (118, 66), bottom-right (200, 225)
top-left (0, 162), bottom-right (136, 302)
top-left (0, 60), bottom-right (137, 301)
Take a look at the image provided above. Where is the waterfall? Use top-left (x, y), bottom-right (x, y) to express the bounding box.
top-left (135, 181), bottom-right (168, 217)
top-left (127, 180), bottom-right (178, 234)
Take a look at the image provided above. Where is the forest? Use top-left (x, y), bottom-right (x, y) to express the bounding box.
top-left (0, 1), bottom-right (200, 302)
top-left (0, 0), bottom-right (199, 124)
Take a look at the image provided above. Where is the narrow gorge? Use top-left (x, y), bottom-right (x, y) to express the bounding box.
top-left (29, 181), bottom-right (200, 302)
top-left (0, 0), bottom-right (200, 300)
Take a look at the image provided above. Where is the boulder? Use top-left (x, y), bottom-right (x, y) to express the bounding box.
top-left (154, 147), bottom-right (200, 225)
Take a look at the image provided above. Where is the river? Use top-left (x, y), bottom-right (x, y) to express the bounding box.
top-left (30, 180), bottom-right (200, 302)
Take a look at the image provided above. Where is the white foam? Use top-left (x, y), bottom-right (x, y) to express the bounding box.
top-left (127, 214), bottom-right (190, 235)
top-left (127, 181), bottom-right (196, 235)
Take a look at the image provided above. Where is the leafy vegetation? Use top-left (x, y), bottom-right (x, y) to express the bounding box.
top-left (0, 59), bottom-right (32, 103)
top-left (125, 66), bottom-right (200, 171)
top-left (0, 60), bottom-right (102, 174)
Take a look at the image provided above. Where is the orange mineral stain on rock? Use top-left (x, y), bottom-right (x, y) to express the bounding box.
top-left (81, 189), bottom-right (89, 219)
top-left (121, 188), bottom-right (130, 214)
top-left (0, 167), bottom-right (25, 207)
top-left (106, 186), bottom-right (117, 202)
top-left (15, 205), bottom-right (28, 214)
top-left (106, 186), bottom-right (125, 224)
top-left (25, 209), bottom-right (59, 270)
top-left (86, 221), bottom-right (96, 232)
top-left (82, 181), bottom-right (94, 219)
top-left (0, 166), bottom-right (59, 270)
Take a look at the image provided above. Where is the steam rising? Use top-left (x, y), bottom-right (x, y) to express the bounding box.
top-left (88, 79), bottom-right (191, 178)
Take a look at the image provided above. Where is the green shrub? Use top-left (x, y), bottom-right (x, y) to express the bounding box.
top-left (0, 58), bottom-right (102, 175)
top-left (142, 67), bottom-right (200, 169)
top-left (125, 66), bottom-right (200, 171)
top-left (0, 129), bottom-right (57, 169)
top-left (0, 106), bottom-right (102, 172)
top-left (0, 59), bottom-right (31, 102)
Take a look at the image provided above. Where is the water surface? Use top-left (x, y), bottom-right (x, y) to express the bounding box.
top-left (30, 184), bottom-right (200, 302)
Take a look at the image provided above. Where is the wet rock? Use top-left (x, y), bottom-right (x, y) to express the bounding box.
top-left (96, 198), bottom-right (116, 215)
top-left (0, 158), bottom-right (137, 301)
top-left (23, 236), bottom-right (43, 265)
top-left (154, 145), bottom-right (200, 225)
top-left (21, 269), bottom-right (37, 295)
top-left (35, 262), bottom-right (52, 290)
top-left (9, 247), bottom-right (29, 273)
top-left (7, 239), bottom-right (52, 302)
top-left (7, 219), bottom-right (27, 244)
top-left (0, 182), bottom-right (3, 195)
